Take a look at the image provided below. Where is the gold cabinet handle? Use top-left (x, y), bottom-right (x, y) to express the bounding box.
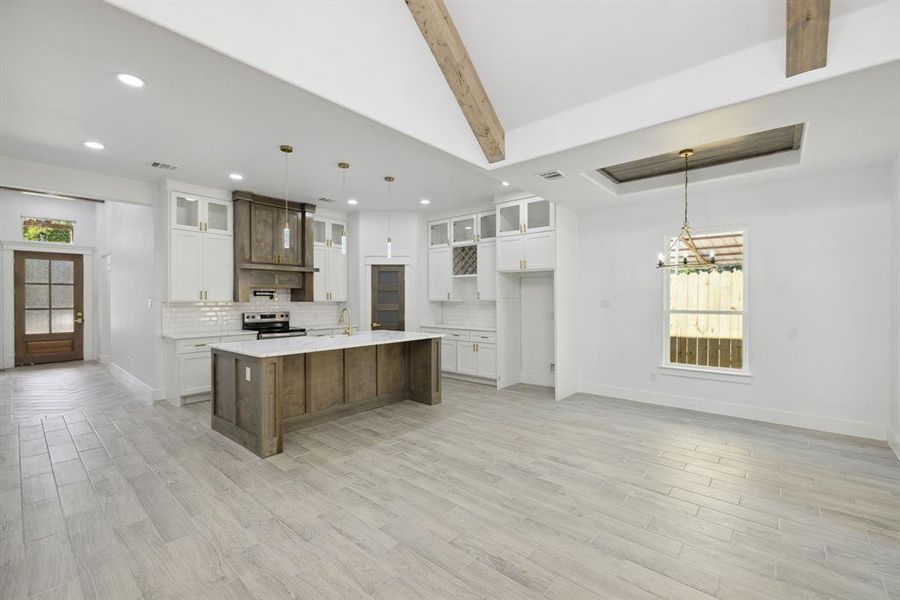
top-left (472, 343), bottom-right (475, 352)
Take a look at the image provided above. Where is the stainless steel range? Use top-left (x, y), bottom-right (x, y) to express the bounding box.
top-left (242, 312), bottom-right (307, 339)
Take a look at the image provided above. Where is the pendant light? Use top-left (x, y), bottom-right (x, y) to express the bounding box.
top-left (280, 145), bottom-right (293, 249)
top-left (338, 162), bottom-right (349, 255)
top-left (656, 149), bottom-right (717, 270)
top-left (384, 175), bottom-right (395, 258)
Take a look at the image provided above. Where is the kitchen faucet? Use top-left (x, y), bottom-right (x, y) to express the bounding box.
top-left (339, 306), bottom-right (353, 336)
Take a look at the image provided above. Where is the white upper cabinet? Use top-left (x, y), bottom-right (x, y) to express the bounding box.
top-left (313, 217), bottom-right (348, 302)
top-left (451, 215), bottom-right (476, 246)
top-left (171, 193), bottom-right (232, 235)
top-left (168, 191), bottom-right (233, 301)
top-left (478, 212), bottom-right (496, 241)
top-left (429, 220), bottom-right (450, 247)
top-left (428, 247), bottom-right (454, 301)
top-left (497, 202), bottom-right (522, 237)
top-left (495, 196), bottom-right (555, 272)
top-left (476, 240), bottom-right (496, 300)
top-left (496, 196), bottom-right (554, 236)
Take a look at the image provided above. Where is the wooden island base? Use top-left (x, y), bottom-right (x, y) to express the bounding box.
top-left (210, 338), bottom-right (441, 457)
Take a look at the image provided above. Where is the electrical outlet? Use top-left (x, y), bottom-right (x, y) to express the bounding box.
top-left (600, 299), bottom-right (610, 309)
top-left (649, 372), bottom-right (658, 383)
top-left (550, 363), bottom-right (555, 372)
top-left (245, 367), bottom-right (251, 382)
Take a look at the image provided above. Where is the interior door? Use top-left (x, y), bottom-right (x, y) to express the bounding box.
top-left (14, 251), bottom-right (84, 365)
top-left (371, 265), bottom-right (405, 331)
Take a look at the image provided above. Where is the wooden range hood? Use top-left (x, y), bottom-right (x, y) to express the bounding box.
top-left (232, 191), bottom-right (317, 302)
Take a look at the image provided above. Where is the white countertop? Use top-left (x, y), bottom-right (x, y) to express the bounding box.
top-left (420, 323), bottom-right (496, 332)
top-left (162, 330), bottom-right (257, 341)
top-left (306, 323), bottom-right (357, 331)
top-left (210, 330), bottom-right (443, 358)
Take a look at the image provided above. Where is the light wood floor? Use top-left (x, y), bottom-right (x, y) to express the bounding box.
top-left (0, 362), bottom-right (898, 599)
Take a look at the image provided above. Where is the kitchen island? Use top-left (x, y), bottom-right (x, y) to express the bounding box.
top-left (208, 331), bottom-right (443, 457)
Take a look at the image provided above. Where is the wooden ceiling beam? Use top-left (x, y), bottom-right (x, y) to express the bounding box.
top-left (406, 0), bottom-right (505, 163)
top-left (786, 0), bottom-right (831, 77)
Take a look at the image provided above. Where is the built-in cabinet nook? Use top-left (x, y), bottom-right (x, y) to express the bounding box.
top-left (425, 194), bottom-right (577, 400)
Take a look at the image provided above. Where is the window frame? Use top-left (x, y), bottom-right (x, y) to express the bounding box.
top-left (659, 225), bottom-right (751, 380)
top-left (21, 216), bottom-right (76, 245)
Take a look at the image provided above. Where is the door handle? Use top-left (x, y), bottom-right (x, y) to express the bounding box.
top-left (74, 312), bottom-right (84, 324)
top-left (372, 322), bottom-right (382, 328)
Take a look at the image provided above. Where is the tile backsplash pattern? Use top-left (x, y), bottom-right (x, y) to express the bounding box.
top-left (162, 290), bottom-right (341, 335)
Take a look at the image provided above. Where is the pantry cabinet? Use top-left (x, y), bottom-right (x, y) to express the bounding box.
top-left (168, 191), bottom-right (233, 301)
top-left (312, 217), bottom-right (348, 302)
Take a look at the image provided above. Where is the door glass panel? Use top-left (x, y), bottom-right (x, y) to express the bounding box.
top-left (527, 200), bottom-right (551, 229)
top-left (51, 285), bottom-right (73, 308)
top-left (207, 202), bottom-right (228, 231)
top-left (51, 260), bottom-right (73, 283)
top-left (378, 310), bottom-right (400, 323)
top-left (331, 222), bottom-right (345, 242)
top-left (25, 285), bottom-right (49, 308)
top-left (25, 310), bottom-right (50, 334)
top-left (313, 220), bottom-right (327, 244)
top-left (25, 259), bottom-right (49, 283)
top-left (453, 218), bottom-right (476, 244)
top-left (498, 205), bottom-right (520, 234)
top-left (479, 213), bottom-right (496, 239)
top-left (379, 290), bottom-right (400, 305)
top-left (51, 309), bottom-right (74, 333)
top-left (175, 196), bottom-right (199, 228)
top-left (378, 271), bottom-right (399, 285)
top-left (430, 222), bottom-right (449, 246)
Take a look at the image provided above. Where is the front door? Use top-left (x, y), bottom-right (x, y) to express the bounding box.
top-left (371, 265), bottom-right (405, 331)
top-left (14, 251), bottom-right (84, 365)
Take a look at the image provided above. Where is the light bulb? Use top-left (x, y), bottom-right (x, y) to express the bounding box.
top-left (386, 238), bottom-right (392, 258)
top-left (283, 226), bottom-right (290, 249)
top-left (657, 252), bottom-right (665, 263)
top-left (709, 249), bottom-right (716, 260)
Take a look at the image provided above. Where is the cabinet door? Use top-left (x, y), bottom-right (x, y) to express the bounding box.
top-left (330, 221), bottom-right (347, 251)
top-left (497, 201), bottom-right (522, 237)
top-left (496, 236), bottom-right (524, 272)
top-left (249, 203), bottom-right (278, 264)
top-left (204, 198), bottom-right (232, 235)
top-left (451, 215), bottom-right (476, 246)
top-left (429, 221), bottom-right (450, 247)
top-left (456, 342), bottom-right (477, 375)
top-left (313, 246), bottom-right (328, 302)
top-left (441, 339), bottom-right (457, 372)
top-left (313, 218), bottom-right (328, 247)
top-left (427, 247), bottom-right (452, 301)
top-left (327, 247), bottom-right (348, 302)
top-left (476, 241), bottom-right (496, 300)
top-left (202, 234), bottom-right (233, 301)
top-left (170, 230), bottom-right (203, 300)
top-left (476, 343), bottom-right (497, 379)
top-left (171, 193), bottom-right (201, 231)
top-left (478, 212), bottom-right (496, 241)
top-left (180, 352), bottom-right (212, 396)
top-left (524, 197), bottom-right (554, 233)
top-left (523, 231), bottom-right (555, 270)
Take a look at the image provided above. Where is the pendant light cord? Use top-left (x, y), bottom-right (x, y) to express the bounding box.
top-left (284, 152), bottom-right (289, 230)
top-left (682, 152), bottom-right (690, 230)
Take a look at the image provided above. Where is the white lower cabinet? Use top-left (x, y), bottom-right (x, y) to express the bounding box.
top-left (164, 333), bottom-right (256, 406)
top-left (422, 327), bottom-right (496, 380)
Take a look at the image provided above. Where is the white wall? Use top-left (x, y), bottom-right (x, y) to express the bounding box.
top-left (577, 165), bottom-right (893, 440)
top-left (96, 201), bottom-right (155, 387)
top-left (890, 155), bottom-right (900, 457)
top-left (0, 189), bottom-right (99, 245)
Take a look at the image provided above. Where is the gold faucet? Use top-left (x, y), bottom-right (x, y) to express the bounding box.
top-left (339, 306), bottom-right (353, 336)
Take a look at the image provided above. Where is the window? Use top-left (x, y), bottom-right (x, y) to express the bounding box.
top-left (22, 217), bottom-right (75, 244)
top-left (664, 231), bottom-right (745, 371)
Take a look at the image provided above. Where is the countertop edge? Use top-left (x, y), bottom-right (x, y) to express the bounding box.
top-left (210, 331), bottom-right (444, 358)
top-left (419, 323), bottom-right (497, 332)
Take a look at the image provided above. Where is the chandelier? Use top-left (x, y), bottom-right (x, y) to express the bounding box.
top-left (656, 149), bottom-right (717, 270)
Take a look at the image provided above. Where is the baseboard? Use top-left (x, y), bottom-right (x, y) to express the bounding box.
top-left (442, 372), bottom-right (496, 387)
top-left (888, 423), bottom-right (900, 461)
top-left (521, 371), bottom-right (554, 387)
top-left (578, 382), bottom-right (886, 441)
top-left (107, 362), bottom-right (154, 403)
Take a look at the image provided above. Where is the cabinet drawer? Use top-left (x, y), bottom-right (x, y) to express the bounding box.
top-left (176, 337), bottom-right (220, 354)
top-left (471, 332), bottom-right (496, 343)
top-left (444, 331), bottom-right (470, 341)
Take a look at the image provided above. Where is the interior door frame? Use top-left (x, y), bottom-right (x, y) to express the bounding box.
top-left (362, 256), bottom-right (411, 332)
top-left (371, 264), bottom-right (405, 331)
top-left (0, 242), bottom-right (95, 369)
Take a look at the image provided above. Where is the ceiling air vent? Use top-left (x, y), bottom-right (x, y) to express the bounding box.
top-left (317, 197), bottom-right (336, 204)
top-left (148, 161), bottom-right (179, 171)
top-left (536, 169), bottom-right (565, 181)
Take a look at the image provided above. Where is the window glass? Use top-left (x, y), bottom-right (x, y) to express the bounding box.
top-left (22, 218), bottom-right (75, 243)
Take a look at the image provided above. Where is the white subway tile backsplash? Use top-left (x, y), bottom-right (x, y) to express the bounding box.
top-left (161, 290), bottom-right (341, 335)
top-left (441, 300), bottom-right (496, 328)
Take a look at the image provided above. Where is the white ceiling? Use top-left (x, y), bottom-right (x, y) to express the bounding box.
top-left (0, 0), bottom-right (504, 213)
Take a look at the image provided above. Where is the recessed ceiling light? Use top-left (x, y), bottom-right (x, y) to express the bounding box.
top-left (419, 199), bottom-right (430, 205)
top-left (347, 199), bottom-right (358, 205)
top-left (501, 180), bottom-right (510, 186)
top-left (229, 173), bottom-right (243, 181)
top-left (83, 140), bottom-right (105, 150)
top-left (117, 73), bottom-right (145, 88)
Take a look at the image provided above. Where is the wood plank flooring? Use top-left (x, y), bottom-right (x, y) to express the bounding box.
top-left (0, 361), bottom-right (898, 599)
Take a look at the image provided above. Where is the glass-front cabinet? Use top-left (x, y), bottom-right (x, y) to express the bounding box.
top-left (478, 212), bottom-right (496, 241)
top-left (497, 202), bottom-right (521, 237)
top-left (496, 196), bottom-right (553, 237)
top-left (429, 220), bottom-right (450, 247)
top-left (313, 218), bottom-right (328, 246)
top-left (525, 197), bottom-right (553, 233)
top-left (171, 193), bottom-right (232, 235)
top-left (451, 215), bottom-right (476, 246)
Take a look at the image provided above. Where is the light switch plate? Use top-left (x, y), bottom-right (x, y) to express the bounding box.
top-left (245, 367), bottom-right (251, 382)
